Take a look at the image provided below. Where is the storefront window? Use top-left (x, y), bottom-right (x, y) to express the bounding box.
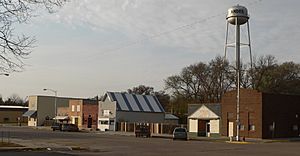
top-left (249, 124), bottom-right (255, 131)
top-left (100, 120), bottom-right (109, 125)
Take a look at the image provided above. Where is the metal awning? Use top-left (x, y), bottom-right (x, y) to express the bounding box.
top-left (22, 110), bottom-right (37, 117)
top-left (165, 114), bottom-right (179, 120)
top-left (53, 116), bottom-right (69, 120)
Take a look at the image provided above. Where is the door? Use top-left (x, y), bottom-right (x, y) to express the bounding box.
top-left (74, 117), bottom-right (79, 126)
top-left (198, 120), bottom-right (207, 136)
top-left (87, 115), bottom-right (92, 128)
top-left (228, 122), bottom-right (234, 137)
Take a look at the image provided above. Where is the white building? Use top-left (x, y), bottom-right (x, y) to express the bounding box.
top-left (188, 103), bottom-right (221, 137)
top-left (98, 92), bottom-right (165, 131)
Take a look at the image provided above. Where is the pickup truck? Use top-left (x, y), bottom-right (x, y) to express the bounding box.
top-left (135, 124), bottom-right (151, 138)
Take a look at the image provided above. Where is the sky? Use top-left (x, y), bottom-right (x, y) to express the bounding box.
top-left (0, 0), bottom-right (300, 100)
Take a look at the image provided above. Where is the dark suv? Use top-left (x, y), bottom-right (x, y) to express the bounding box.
top-left (61, 124), bottom-right (79, 132)
top-left (51, 123), bottom-right (62, 131)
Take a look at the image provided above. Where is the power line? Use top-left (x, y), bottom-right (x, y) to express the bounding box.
top-left (89, 0), bottom-right (263, 58)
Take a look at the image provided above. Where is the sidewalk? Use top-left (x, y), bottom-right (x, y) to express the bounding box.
top-left (0, 139), bottom-right (74, 152)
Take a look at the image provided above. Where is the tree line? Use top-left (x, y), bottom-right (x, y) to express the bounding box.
top-left (0, 94), bottom-right (28, 106)
top-left (127, 55), bottom-right (300, 123)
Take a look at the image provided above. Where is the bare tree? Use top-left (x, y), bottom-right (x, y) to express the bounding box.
top-left (4, 93), bottom-right (25, 105)
top-left (127, 85), bottom-right (154, 95)
top-left (0, 0), bottom-right (66, 72)
top-left (249, 55), bottom-right (300, 94)
top-left (165, 56), bottom-right (234, 103)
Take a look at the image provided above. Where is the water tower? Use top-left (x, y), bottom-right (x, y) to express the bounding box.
top-left (224, 5), bottom-right (252, 141)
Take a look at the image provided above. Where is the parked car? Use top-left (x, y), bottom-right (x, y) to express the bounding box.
top-left (61, 124), bottom-right (79, 132)
top-left (51, 123), bottom-right (62, 131)
top-left (135, 123), bottom-right (151, 137)
top-left (173, 127), bottom-right (188, 140)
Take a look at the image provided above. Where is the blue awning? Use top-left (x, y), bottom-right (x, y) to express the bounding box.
top-left (22, 110), bottom-right (37, 117)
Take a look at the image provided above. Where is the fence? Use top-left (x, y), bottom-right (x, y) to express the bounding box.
top-left (1, 131), bottom-right (11, 144)
top-left (116, 122), bottom-right (187, 134)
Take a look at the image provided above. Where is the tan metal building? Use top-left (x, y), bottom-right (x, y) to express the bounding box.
top-left (0, 105), bottom-right (28, 124)
top-left (24, 95), bottom-right (77, 126)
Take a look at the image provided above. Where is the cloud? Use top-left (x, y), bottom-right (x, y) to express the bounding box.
top-left (43, 0), bottom-right (300, 62)
top-left (45, 0), bottom-right (234, 54)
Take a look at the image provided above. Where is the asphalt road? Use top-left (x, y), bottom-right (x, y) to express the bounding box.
top-left (1, 126), bottom-right (300, 156)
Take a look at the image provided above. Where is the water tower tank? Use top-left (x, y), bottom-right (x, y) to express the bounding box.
top-left (226, 5), bottom-right (249, 25)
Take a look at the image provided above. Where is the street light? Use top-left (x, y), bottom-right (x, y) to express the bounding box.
top-left (43, 88), bottom-right (58, 121)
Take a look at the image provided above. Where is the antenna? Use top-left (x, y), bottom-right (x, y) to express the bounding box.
top-left (224, 5), bottom-right (252, 142)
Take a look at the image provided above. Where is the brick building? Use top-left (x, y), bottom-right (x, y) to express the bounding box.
top-left (69, 99), bottom-right (98, 129)
top-left (221, 89), bottom-right (300, 139)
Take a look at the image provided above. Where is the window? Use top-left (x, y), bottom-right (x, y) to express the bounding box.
top-left (293, 125), bottom-right (298, 131)
top-left (249, 112), bottom-right (255, 120)
top-left (77, 105), bottom-right (80, 112)
top-left (249, 124), bottom-right (255, 131)
top-left (72, 105), bottom-right (75, 112)
top-left (269, 125), bottom-right (275, 131)
top-left (227, 112), bottom-right (234, 119)
top-left (99, 120), bottom-right (109, 125)
top-left (4, 118), bottom-right (9, 122)
top-left (239, 124), bottom-right (245, 131)
top-left (110, 120), bottom-right (115, 125)
top-left (104, 110), bottom-right (110, 116)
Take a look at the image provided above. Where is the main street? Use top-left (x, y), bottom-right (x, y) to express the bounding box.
top-left (1, 126), bottom-right (300, 156)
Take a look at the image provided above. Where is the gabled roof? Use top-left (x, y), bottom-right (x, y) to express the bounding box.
top-left (188, 103), bottom-right (221, 119)
top-left (104, 92), bottom-right (165, 113)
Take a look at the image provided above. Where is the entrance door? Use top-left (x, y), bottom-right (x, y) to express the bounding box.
top-left (228, 122), bottom-right (234, 137)
top-left (198, 120), bottom-right (207, 136)
top-left (87, 115), bottom-right (92, 128)
top-left (74, 117), bottom-right (79, 126)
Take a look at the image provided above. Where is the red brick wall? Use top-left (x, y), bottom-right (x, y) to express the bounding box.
top-left (221, 89), bottom-right (263, 138)
top-left (82, 100), bottom-right (98, 129)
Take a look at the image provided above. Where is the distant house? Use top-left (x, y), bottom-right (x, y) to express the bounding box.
top-left (164, 113), bottom-right (179, 124)
top-left (98, 92), bottom-right (165, 131)
top-left (0, 105), bottom-right (28, 124)
top-left (222, 89), bottom-right (300, 139)
top-left (188, 103), bottom-right (221, 137)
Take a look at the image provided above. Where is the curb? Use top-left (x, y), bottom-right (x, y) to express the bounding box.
top-left (0, 146), bottom-right (77, 152)
top-left (225, 141), bottom-right (252, 144)
top-left (0, 147), bottom-right (47, 152)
